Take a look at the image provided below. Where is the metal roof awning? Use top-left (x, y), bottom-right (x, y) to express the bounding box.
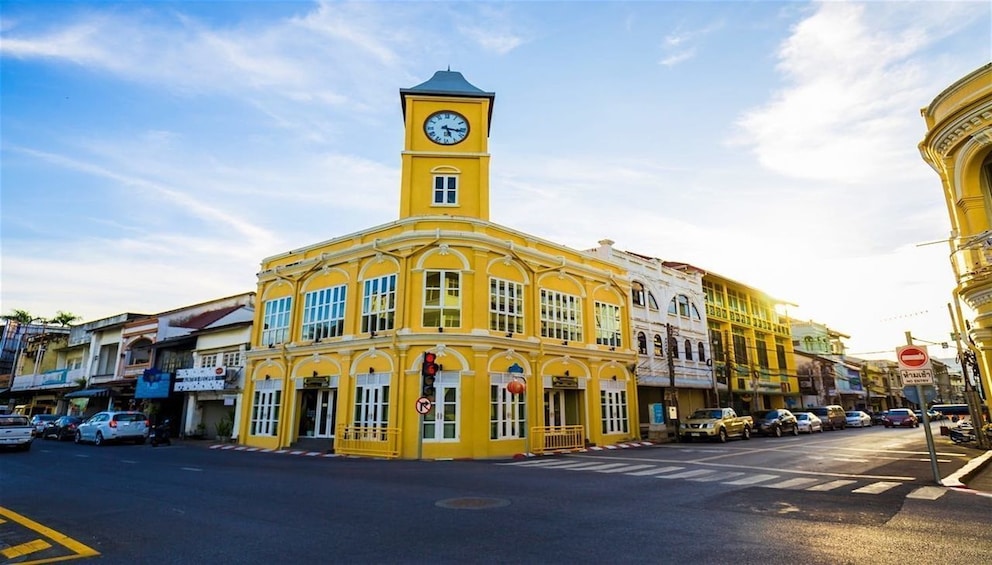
top-left (64, 388), bottom-right (113, 399)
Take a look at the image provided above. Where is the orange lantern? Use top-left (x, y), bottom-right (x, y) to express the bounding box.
top-left (506, 379), bottom-right (525, 395)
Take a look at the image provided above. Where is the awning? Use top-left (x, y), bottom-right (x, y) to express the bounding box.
top-left (64, 388), bottom-right (112, 399)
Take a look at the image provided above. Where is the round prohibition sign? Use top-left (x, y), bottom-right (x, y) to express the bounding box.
top-left (415, 396), bottom-right (433, 415)
top-left (897, 345), bottom-right (930, 369)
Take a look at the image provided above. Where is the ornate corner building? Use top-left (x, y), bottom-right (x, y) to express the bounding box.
top-left (239, 71), bottom-right (639, 459)
top-left (919, 62), bottom-right (992, 419)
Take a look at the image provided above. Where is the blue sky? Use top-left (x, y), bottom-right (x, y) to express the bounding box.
top-left (1, 1), bottom-right (989, 359)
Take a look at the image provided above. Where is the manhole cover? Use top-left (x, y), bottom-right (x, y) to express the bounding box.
top-left (435, 497), bottom-right (510, 510)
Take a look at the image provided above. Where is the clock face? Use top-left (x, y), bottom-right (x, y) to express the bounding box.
top-left (424, 111), bottom-right (469, 145)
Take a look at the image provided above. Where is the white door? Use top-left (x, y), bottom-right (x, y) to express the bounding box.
top-left (545, 390), bottom-right (567, 428)
top-left (315, 389), bottom-right (337, 438)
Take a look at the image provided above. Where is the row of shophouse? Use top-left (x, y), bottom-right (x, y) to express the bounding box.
top-left (0, 68), bottom-right (979, 459)
top-left (1, 265), bottom-right (965, 459)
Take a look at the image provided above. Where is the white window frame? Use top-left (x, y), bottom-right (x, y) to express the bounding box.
top-left (251, 383), bottom-right (282, 436)
top-left (422, 372), bottom-right (459, 441)
top-left (490, 277), bottom-right (524, 334)
top-left (600, 380), bottom-right (629, 435)
top-left (433, 174), bottom-right (458, 205)
top-left (361, 274), bottom-right (397, 333)
top-left (222, 351), bottom-right (243, 367)
top-left (540, 289), bottom-right (582, 342)
top-left (490, 373), bottom-right (527, 440)
top-left (199, 354), bottom-right (218, 368)
top-left (423, 270), bottom-right (461, 328)
top-left (594, 302), bottom-right (622, 347)
top-left (354, 372), bottom-right (391, 429)
top-left (262, 296), bottom-right (292, 346)
top-left (303, 284), bottom-right (347, 340)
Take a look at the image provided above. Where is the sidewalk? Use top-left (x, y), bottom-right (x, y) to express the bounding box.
top-left (960, 450), bottom-right (992, 493)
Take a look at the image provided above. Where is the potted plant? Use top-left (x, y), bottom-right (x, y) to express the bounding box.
top-left (215, 418), bottom-right (233, 442)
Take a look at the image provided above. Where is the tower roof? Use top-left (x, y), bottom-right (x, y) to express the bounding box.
top-left (400, 70), bottom-right (495, 126)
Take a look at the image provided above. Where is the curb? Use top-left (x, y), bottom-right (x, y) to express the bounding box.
top-left (513, 440), bottom-right (656, 459)
top-left (941, 448), bottom-right (992, 498)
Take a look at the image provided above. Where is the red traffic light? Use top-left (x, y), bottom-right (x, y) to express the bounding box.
top-left (422, 352), bottom-right (439, 378)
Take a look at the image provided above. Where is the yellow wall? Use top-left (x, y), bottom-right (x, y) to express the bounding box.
top-left (920, 63), bottom-right (992, 419)
top-left (703, 274), bottom-right (799, 413)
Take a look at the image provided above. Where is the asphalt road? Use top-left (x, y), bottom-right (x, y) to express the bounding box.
top-left (2, 424), bottom-right (989, 564)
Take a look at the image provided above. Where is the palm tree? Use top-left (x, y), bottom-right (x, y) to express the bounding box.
top-left (2, 309), bottom-right (38, 324)
top-left (49, 311), bottom-right (80, 326)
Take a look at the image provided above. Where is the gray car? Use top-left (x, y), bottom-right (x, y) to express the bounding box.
top-left (75, 411), bottom-right (149, 445)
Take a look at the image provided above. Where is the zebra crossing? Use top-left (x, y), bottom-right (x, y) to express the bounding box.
top-left (498, 457), bottom-right (947, 500)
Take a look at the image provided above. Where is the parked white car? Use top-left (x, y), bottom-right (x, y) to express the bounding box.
top-left (845, 410), bottom-right (872, 428)
top-left (75, 411), bottom-right (149, 445)
top-left (795, 412), bottom-right (823, 433)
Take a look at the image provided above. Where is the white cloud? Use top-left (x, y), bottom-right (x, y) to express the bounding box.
top-left (731, 2), bottom-right (974, 185)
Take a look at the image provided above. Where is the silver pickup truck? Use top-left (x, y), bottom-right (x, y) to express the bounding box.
top-left (0, 414), bottom-right (34, 451)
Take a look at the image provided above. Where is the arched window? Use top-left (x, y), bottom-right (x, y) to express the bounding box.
top-left (647, 292), bottom-right (659, 310)
top-left (698, 342), bottom-right (706, 362)
top-left (654, 334), bottom-right (664, 357)
top-left (669, 337), bottom-right (679, 359)
top-left (684, 339), bottom-right (693, 360)
top-left (637, 332), bottom-right (647, 354)
top-left (632, 282), bottom-right (646, 308)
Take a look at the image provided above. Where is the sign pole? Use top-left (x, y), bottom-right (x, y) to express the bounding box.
top-left (904, 332), bottom-right (941, 484)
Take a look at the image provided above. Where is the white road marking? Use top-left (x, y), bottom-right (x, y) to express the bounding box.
top-left (542, 462), bottom-right (619, 471)
top-left (806, 480), bottom-right (856, 492)
top-left (625, 466), bottom-right (685, 476)
top-left (764, 477), bottom-right (822, 489)
top-left (657, 469), bottom-right (716, 480)
top-left (906, 486), bottom-right (946, 500)
top-left (181, 467), bottom-right (202, 472)
top-left (690, 471), bottom-right (746, 482)
top-left (595, 464), bottom-right (657, 473)
top-left (502, 459), bottom-right (581, 467)
top-left (723, 473), bottom-right (779, 485)
top-left (562, 463), bottom-right (632, 472)
top-left (852, 481), bottom-right (901, 494)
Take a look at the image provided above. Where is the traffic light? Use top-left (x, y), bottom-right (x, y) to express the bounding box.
top-left (421, 352), bottom-right (438, 398)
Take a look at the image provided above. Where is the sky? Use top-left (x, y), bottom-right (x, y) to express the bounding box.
top-left (1, 0), bottom-right (990, 361)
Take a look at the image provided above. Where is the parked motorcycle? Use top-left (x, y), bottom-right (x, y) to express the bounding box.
top-left (949, 422), bottom-right (976, 445)
top-left (151, 419), bottom-right (172, 447)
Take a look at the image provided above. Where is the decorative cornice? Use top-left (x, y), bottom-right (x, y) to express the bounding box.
top-left (932, 104), bottom-right (992, 157)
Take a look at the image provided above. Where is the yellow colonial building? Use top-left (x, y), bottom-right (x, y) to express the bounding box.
top-left (702, 272), bottom-right (800, 413)
top-left (919, 62), bottom-right (992, 425)
top-left (238, 71), bottom-right (638, 459)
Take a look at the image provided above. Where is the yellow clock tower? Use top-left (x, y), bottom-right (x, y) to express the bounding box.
top-left (398, 70), bottom-right (495, 221)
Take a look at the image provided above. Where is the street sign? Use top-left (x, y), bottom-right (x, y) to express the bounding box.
top-left (415, 396), bottom-right (433, 415)
top-left (900, 369), bottom-right (935, 386)
top-left (896, 345), bottom-right (934, 386)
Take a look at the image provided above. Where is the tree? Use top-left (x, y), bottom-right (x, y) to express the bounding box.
top-left (2, 309), bottom-right (39, 324)
top-left (49, 311), bottom-right (80, 326)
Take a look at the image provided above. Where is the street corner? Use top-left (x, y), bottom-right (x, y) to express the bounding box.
top-left (943, 449), bottom-right (992, 497)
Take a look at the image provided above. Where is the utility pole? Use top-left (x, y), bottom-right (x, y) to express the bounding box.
top-left (667, 323), bottom-right (680, 442)
top-left (947, 302), bottom-right (991, 449)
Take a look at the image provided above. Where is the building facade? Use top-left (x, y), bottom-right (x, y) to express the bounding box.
top-left (239, 71), bottom-right (638, 459)
top-left (703, 272), bottom-right (799, 414)
top-left (919, 62), bottom-right (992, 423)
top-left (588, 241), bottom-right (718, 438)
